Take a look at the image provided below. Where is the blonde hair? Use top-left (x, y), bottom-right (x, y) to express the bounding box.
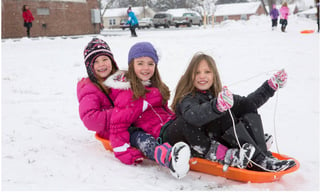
top-left (127, 60), bottom-right (170, 104)
top-left (171, 52), bottom-right (222, 112)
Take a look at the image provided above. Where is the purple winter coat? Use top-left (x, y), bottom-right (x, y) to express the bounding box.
top-left (104, 71), bottom-right (175, 165)
top-left (77, 77), bottom-right (118, 139)
top-left (270, 8), bottom-right (279, 19)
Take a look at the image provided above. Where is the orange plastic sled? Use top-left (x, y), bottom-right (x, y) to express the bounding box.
top-left (300, 29), bottom-right (315, 34)
top-left (95, 133), bottom-right (299, 183)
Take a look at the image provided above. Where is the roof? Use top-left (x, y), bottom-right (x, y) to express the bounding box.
top-left (214, 2), bottom-right (262, 16)
top-left (166, 8), bottom-right (193, 17)
top-left (297, 7), bottom-right (317, 15)
top-left (102, 6), bottom-right (145, 17)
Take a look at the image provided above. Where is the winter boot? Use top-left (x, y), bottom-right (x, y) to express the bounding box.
top-left (264, 133), bottom-right (273, 150)
top-left (256, 156), bottom-right (296, 172)
top-left (154, 142), bottom-right (191, 179)
top-left (205, 141), bottom-right (255, 169)
top-left (224, 143), bottom-right (256, 169)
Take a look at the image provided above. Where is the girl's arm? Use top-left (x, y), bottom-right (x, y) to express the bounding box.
top-left (178, 94), bottom-right (224, 128)
top-left (79, 92), bottom-right (112, 136)
top-left (109, 92), bottom-right (144, 165)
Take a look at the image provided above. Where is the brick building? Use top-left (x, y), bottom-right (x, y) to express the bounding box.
top-left (2, 0), bottom-right (101, 39)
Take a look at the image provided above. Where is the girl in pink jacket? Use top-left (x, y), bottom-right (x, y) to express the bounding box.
top-left (104, 42), bottom-right (191, 179)
top-left (279, 2), bottom-right (290, 32)
top-left (77, 38), bottom-right (119, 140)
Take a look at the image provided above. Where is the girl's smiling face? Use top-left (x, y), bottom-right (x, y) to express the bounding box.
top-left (133, 56), bottom-right (155, 81)
top-left (93, 55), bottom-right (113, 81)
top-left (193, 59), bottom-right (214, 91)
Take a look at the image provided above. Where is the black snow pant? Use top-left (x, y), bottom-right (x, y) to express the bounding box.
top-left (271, 19), bottom-right (278, 27)
top-left (129, 126), bottom-right (157, 161)
top-left (24, 22), bottom-right (32, 37)
top-left (162, 116), bottom-right (212, 158)
top-left (129, 24), bottom-right (138, 37)
top-left (279, 19), bottom-right (288, 32)
top-left (217, 113), bottom-right (271, 164)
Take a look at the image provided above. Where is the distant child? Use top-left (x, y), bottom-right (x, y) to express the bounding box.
top-left (165, 52), bottom-right (296, 172)
top-left (104, 42), bottom-right (190, 179)
top-left (270, 4), bottom-right (279, 30)
top-left (279, 2), bottom-right (290, 32)
top-left (22, 5), bottom-right (34, 37)
top-left (77, 38), bottom-right (119, 140)
top-left (127, 7), bottom-right (139, 37)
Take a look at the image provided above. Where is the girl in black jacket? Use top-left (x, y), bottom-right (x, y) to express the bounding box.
top-left (162, 52), bottom-right (295, 172)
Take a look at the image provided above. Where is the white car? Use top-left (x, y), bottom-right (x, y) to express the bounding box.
top-left (139, 18), bottom-right (153, 29)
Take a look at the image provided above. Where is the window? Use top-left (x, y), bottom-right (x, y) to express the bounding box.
top-left (240, 14), bottom-right (247, 20)
top-left (223, 15), bottom-right (228, 21)
top-left (109, 19), bottom-right (116, 26)
top-left (37, 8), bottom-right (50, 15)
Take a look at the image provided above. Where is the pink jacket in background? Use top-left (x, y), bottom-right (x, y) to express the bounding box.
top-left (77, 77), bottom-right (118, 139)
top-left (104, 71), bottom-right (175, 165)
top-left (279, 6), bottom-right (289, 19)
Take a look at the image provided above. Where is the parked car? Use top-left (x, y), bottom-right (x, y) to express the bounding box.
top-left (153, 13), bottom-right (173, 28)
top-left (173, 12), bottom-right (202, 27)
top-left (120, 18), bottom-right (130, 30)
top-left (139, 18), bottom-right (153, 29)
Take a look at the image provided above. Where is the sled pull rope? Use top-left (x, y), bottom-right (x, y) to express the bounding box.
top-left (227, 109), bottom-right (281, 172)
top-left (273, 91), bottom-right (281, 154)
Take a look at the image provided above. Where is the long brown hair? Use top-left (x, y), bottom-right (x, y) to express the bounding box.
top-left (171, 52), bottom-right (222, 112)
top-left (127, 60), bottom-right (170, 104)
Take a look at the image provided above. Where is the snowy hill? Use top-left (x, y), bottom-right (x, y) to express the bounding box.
top-left (1, 15), bottom-right (319, 190)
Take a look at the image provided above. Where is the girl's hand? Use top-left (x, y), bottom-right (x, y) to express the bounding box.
top-left (268, 69), bottom-right (288, 90)
top-left (216, 86), bottom-right (234, 112)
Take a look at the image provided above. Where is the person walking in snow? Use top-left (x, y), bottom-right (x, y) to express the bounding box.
top-left (126, 7), bottom-right (139, 37)
top-left (270, 4), bottom-right (279, 30)
top-left (163, 52), bottom-right (296, 172)
top-left (279, 2), bottom-right (290, 32)
top-left (22, 5), bottom-right (34, 38)
top-left (77, 38), bottom-right (119, 140)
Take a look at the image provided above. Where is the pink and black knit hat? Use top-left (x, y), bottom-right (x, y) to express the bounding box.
top-left (83, 38), bottom-right (118, 82)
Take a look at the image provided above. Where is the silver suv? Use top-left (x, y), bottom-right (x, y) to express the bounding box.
top-left (173, 12), bottom-right (202, 27)
top-left (153, 13), bottom-right (173, 28)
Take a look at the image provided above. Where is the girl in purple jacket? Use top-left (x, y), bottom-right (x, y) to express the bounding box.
top-left (270, 4), bottom-right (279, 30)
top-left (77, 38), bottom-right (119, 140)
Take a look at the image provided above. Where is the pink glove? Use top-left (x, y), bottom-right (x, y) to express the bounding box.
top-left (216, 86), bottom-right (234, 112)
top-left (268, 69), bottom-right (288, 90)
top-left (114, 147), bottom-right (144, 165)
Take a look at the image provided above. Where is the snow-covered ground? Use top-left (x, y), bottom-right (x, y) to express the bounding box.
top-left (1, 15), bottom-right (319, 190)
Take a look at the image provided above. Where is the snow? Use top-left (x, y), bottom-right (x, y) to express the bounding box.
top-left (1, 15), bottom-right (319, 190)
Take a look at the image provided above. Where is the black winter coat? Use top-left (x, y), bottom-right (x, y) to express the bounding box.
top-left (176, 81), bottom-right (275, 134)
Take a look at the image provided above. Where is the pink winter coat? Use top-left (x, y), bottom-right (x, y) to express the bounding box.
top-left (279, 6), bottom-right (289, 19)
top-left (104, 71), bottom-right (175, 165)
top-left (77, 77), bottom-right (118, 139)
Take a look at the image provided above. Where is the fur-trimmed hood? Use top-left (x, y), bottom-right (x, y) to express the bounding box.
top-left (104, 70), bottom-right (151, 90)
